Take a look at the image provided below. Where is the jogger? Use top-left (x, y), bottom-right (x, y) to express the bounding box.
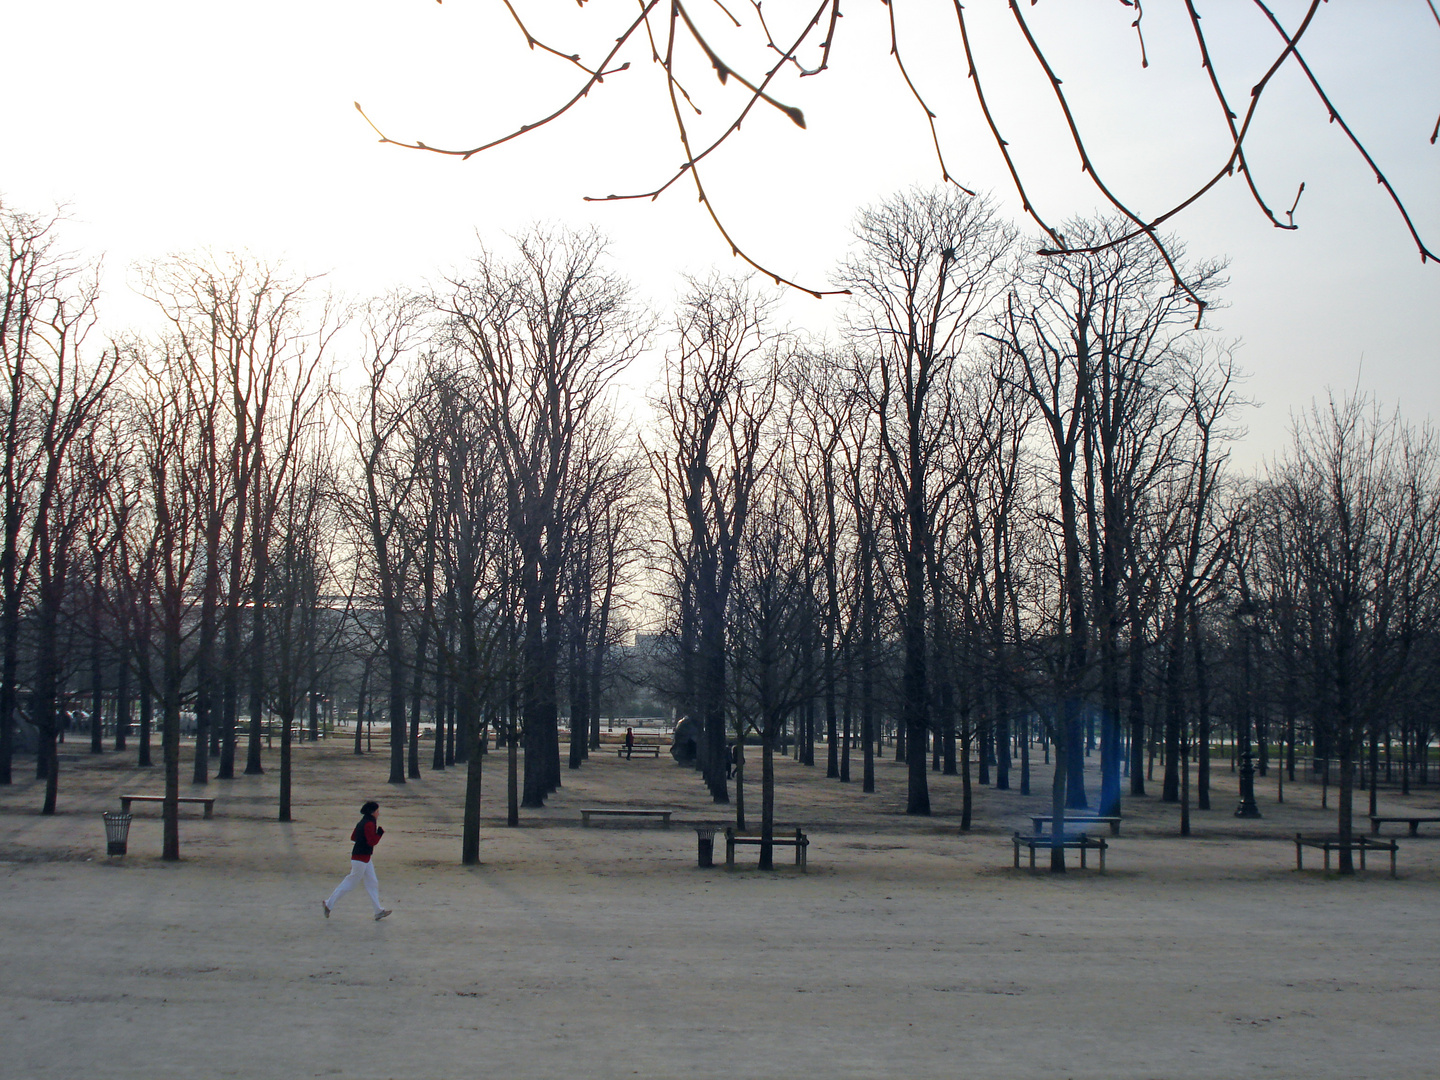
top-left (323, 800), bottom-right (391, 921)
top-left (327, 859), bottom-right (383, 915)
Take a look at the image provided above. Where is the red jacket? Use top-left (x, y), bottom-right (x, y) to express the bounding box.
top-left (350, 816), bottom-right (383, 862)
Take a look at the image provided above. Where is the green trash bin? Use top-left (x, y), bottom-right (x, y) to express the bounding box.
top-left (102, 811), bottom-right (133, 856)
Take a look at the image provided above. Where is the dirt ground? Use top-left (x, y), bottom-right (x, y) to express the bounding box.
top-left (3, 734), bottom-right (1439, 1080)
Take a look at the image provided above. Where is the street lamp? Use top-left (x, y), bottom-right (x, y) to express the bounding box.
top-left (1234, 599), bottom-right (1262, 819)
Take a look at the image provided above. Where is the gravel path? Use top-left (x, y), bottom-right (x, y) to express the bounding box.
top-left (2, 739), bottom-right (1437, 1079)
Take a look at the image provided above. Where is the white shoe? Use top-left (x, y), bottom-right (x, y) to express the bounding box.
top-left (322, 901), bottom-right (330, 918)
top-left (375, 909), bottom-right (392, 921)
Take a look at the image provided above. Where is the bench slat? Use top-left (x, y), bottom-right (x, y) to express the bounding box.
top-left (1295, 833), bottom-right (1398, 877)
top-left (723, 828), bottom-right (808, 871)
top-left (1012, 832), bottom-right (1107, 872)
top-left (580, 808), bottom-right (672, 829)
top-left (1370, 815), bottom-right (1440, 836)
top-left (119, 795), bottom-right (215, 819)
top-left (1030, 815), bottom-right (1122, 836)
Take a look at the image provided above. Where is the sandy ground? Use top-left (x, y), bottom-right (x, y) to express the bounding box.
top-left (3, 735), bottom-right (1439, 1080)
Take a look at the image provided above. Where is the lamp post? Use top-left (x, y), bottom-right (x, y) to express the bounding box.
top-left (1234, 599), bottom-right (1262, 819)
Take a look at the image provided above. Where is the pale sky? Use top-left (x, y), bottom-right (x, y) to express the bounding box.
top-left (2, 0), bottom-right (1437, 465)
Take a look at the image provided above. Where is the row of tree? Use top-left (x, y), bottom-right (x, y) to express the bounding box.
top-left (3, 189), bottom-right (1436, 874)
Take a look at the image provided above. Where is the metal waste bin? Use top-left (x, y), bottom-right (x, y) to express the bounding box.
top-left (695, 824), bottom-right (718, 868)
top-left (102, 811), bottom-right (133, 856)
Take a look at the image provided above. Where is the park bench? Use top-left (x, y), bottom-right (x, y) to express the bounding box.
top-left (1030, 814), bottom-right (1122, 836)
top-left (614, 745), bottom-right (662, 758)
top-left (1012, 832), bottom-right (1108, 872)
top-left (579, 808), bottom-right (672, 828)
top-left (1369, 815), bottom-right (1440, 837)
top-left (119, 794), bottom-right (215, 819)
top-left (1294, 833), bottom-right (1398, 877)
top-left (724, 827), bottom-right (809, 871)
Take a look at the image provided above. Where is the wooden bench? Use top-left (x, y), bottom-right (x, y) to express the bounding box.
top-left (1369, 815), bottom-right (1440, 837)
top-left (1295, 833), bottom-right (1398, 877)
top-left (1013, 832), bottom-right (1107, 872)
top-left (615, 745), bottom-right (661, 758)
top-left (579, 808), bottom-right (672, 828)
top-left (725, 827), bottom-right (808, 871)
top-left (119, 794), bottom-right (215, 819)
top-left (1031, 814), bottom-right (1121, 836)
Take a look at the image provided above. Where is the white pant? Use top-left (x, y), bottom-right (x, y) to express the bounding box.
top-left (327, 859), bottom-right (382, 913)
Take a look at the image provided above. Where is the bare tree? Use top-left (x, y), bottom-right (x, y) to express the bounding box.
top-left (359, 4), bottom-right (1437, 301)
top-left (125, 348), bottom-right (206, 860)
top-left (267, 423), bottom-right (343, 822)
top-left (839, 186), bottom-right (1015, 815)
top-left (728, 452), bottom-right (822, 868)
top-left (648, 273), bottom-right (782, 804)
top-left (442, 227), bottom-right (645, 810)
top-left (0, 204), bottom-right (101, 786)
top-left (340, 295), bottom-right (429, 787)
top-left (1260, 392), bottom-right (1440, 872)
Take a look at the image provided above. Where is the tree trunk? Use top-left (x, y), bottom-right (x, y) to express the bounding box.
top-left (115, 655), bottom-right (130, 752)
top-left (1049, 708), bottom-right (1069, 872)
top-left (1337, 733), bottom-right (1356, 874)
top-left (244, 567), bottom-right (266, 775)
top-left (507, 715), bottom-right (520, 828)
top-left (409, 617), bottom-right (428, 781)
top-left (385, 604), bottom-right (407, 785)
top-left (137, 667), bottom-right (154, 768)
top-left (461, 704), bottom-right (485, 865)
top-left (278, 703), bottom-right (294, 822)
top-left (1020, 715), bottom-right (1031, 795)
top-left (162, 627), bottom-right (182, 861)
top-left (734, 742), bottom-right (746, 830)
top-left (960, 722), bottom-right (973, 831)
top-left (759, 735), bottom-right (775, 870)
top-left (89, 610), bottom-right (104, 754)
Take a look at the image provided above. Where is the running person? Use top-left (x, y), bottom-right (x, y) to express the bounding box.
top-left (323, 800), bottom-right (392, 921)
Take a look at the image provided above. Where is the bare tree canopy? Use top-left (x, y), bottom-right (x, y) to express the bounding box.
top-left (357, 2), bottom-right (1438, 305)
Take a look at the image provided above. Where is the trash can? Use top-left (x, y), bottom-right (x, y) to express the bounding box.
top-left (102, 811), bottom-right (133, 856)
top-left (695, 824), bottom-right (718, 868)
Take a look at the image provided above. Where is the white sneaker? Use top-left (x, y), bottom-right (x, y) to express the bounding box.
top-left (374, 909), bottom-right (392, 921)
top-left (322, 901), bottom-right (330, 918)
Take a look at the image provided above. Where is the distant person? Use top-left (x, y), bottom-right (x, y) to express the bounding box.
top-left (727, 741), bottom-right (740, 780)
top-left (322, 800), bottom-right (391, 921)
top-left (624, 726), bottom-right (635, 759)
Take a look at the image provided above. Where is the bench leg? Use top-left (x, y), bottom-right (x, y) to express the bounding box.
top-left (725, 838), bottom-right (735, 870)
top-left (203, 803), bottom-right (213, 819)
top-left (1029, 844), bottom-right (1036, 870)
top-left (1295, 839), bottom-right (1303, 871)
top-left (1411, 822), bottom-right (1421, 837)
top-left (1391, 847), bottom-right (1397, 879)
top-left (1359, 845), bottom-right (1367, 872)
top-left (1099, 844), bottom-right (1106, 874)
top-left (1014, 840), bottom-right (1020, 869)
top-left (119, 798), bottom-right (130, 814)
top-left (1079, 844), bottom-right (1087, 870)
top-left (1372, 819), bottom-right (1381, 835)
top-left (1110, 822), bottom-right (1120, 836)
top-left (1323, 846), bottom-right (1330, 871)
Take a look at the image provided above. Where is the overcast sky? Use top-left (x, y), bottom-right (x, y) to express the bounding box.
top-left (2, 0), bottom-right (1437, 465)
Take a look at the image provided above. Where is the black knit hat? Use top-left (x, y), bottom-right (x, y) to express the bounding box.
top-left (360, 800), bottom-right (380, 815)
